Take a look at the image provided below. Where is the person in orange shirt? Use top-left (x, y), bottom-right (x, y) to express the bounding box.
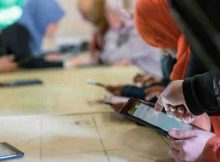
top-left (135, 0), bottom-right (220, 161)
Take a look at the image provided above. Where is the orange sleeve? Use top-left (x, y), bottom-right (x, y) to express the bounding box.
top-left (204, 136), bottom-right (220, 162)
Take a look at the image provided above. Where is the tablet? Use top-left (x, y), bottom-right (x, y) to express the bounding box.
top-left (0, 142), bottom-right (24, 161)
top-left (120, 98), bottom-right (197, 134)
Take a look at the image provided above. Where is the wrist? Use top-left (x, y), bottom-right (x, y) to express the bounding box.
top-left (183, 78), bottom-right (205, 116)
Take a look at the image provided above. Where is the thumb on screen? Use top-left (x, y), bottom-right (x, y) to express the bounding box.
top-left (154, 99), bottom-right (163, 112)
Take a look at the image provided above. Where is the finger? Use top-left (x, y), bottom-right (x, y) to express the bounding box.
top-left (145, 87), bottom-right (153, 94)
top-left (177, 106), bottom-right (185, 116)
top-left (169, 148), bottom-right (180, 161)
top-left (169, 130), bottom-right (197, 139)
top-left (133, 74), bottom-right (143, 83)
top-left (166, 105), bottom-right (176, 118)
top-left (145, 88), bottom-right (158, 101)
top-left (145, 86), bottom-right (161, 93)
top-left (182, 112), bottom-right (194, 124)
top-left (145, 93), bottom-right (157, 101)
top-left (173, 106), bottom-right (185, 119)
top-left (143, 76), bottom-right (154, 85)
top-left (169, 139), bottom-right (184, 150)
top-left (8, 55), bottom-right (15, 61)
top-left (154, 96), bottom-right (163, 112)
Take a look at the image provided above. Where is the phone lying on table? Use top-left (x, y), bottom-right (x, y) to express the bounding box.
top-left (119, 98), bottom-right (199, 135)
top-left (86, 79), bottom-right (105, 87)
top-left (0, 79), bottom-right (43, 88)
top-left (0, 142), bottom-right (24, 161)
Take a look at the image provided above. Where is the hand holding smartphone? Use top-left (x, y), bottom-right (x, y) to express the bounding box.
top-left (120, 98), bottom-right (202, 135)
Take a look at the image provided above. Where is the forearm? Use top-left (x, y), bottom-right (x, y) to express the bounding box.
top-left (20, 58), bottom-right (63, 69)
top-left (183, 72), bottom-right (220, 115)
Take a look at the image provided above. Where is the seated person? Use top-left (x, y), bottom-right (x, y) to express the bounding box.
top-left (101, 4), bottom-right (162, 67)
top-left (103, 0), bottom-right (211, 141)
top-left (71, 0), bottom-right (162, 68)
top-left (76, 0), bottom-right (109, 66)
top-left (0, 0), bottom-right (75, 69)
top-left (154, 0), bottom-right (220, 161)
top-left (135, 0), bottom-right (211, 131)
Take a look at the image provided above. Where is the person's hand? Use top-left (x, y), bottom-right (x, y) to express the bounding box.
top-left (44, 53), bottom-right (62, 62)
top-left (168, 130), bottom-right (215, 162)
top-left (64, 55), bottom-right (95, 69)
top-left (112, 59), bottom-right (132, 67)
top-left (133, 73), bottom-right (145, 83)
top-left (104, 84), bottom-right (124, 96)
top-left (104, 96), bottom-right (129, 112)
top-left (133, 74), bottom-right (159, 86)
top-left (0, 56), bottom-right (17, 73)
top-left (145, 85), bottom-right (164, 101)
top-left (155, 80), bottom-right (194, 123)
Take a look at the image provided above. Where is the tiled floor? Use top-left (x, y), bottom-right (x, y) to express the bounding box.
top-left (0, 113), bottom-right (171, 162)
top-left (0, 67), bottom-right (172, 162)
top-left (0, 67), bottom-right (140, 116)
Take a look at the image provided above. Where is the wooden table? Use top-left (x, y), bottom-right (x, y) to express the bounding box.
top-left (0, 67), bottom-right (171, 162)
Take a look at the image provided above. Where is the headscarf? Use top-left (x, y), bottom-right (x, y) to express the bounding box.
top-left (18, 0), bottom-right (65, 56)
top-left (135, 0), bottom-right (190, 80)
top-left (77, 0), bottom-right (108, 34)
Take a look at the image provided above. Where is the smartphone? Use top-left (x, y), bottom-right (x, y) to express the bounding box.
top-left (0, 79), bottom-right (43, 87)
top-left (0, 142), bottom-right (24, 161)
top-left (86, 79), bottom-right (105, 87)
top-left (120, 98), bottom-right (198, 135)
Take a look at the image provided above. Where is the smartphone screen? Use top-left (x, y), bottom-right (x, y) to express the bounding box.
top-left (0, 144), bottom-right (15, 157)
top-left (121, 99), bottom-right (194, 133)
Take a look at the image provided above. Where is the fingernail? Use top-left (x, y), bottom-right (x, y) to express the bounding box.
top-left (169, 129), bottom-right (178, 136)
top-left (169, 130), bottom-right (175, 136)
top-left (154, 108), bottom-right (161, 112)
